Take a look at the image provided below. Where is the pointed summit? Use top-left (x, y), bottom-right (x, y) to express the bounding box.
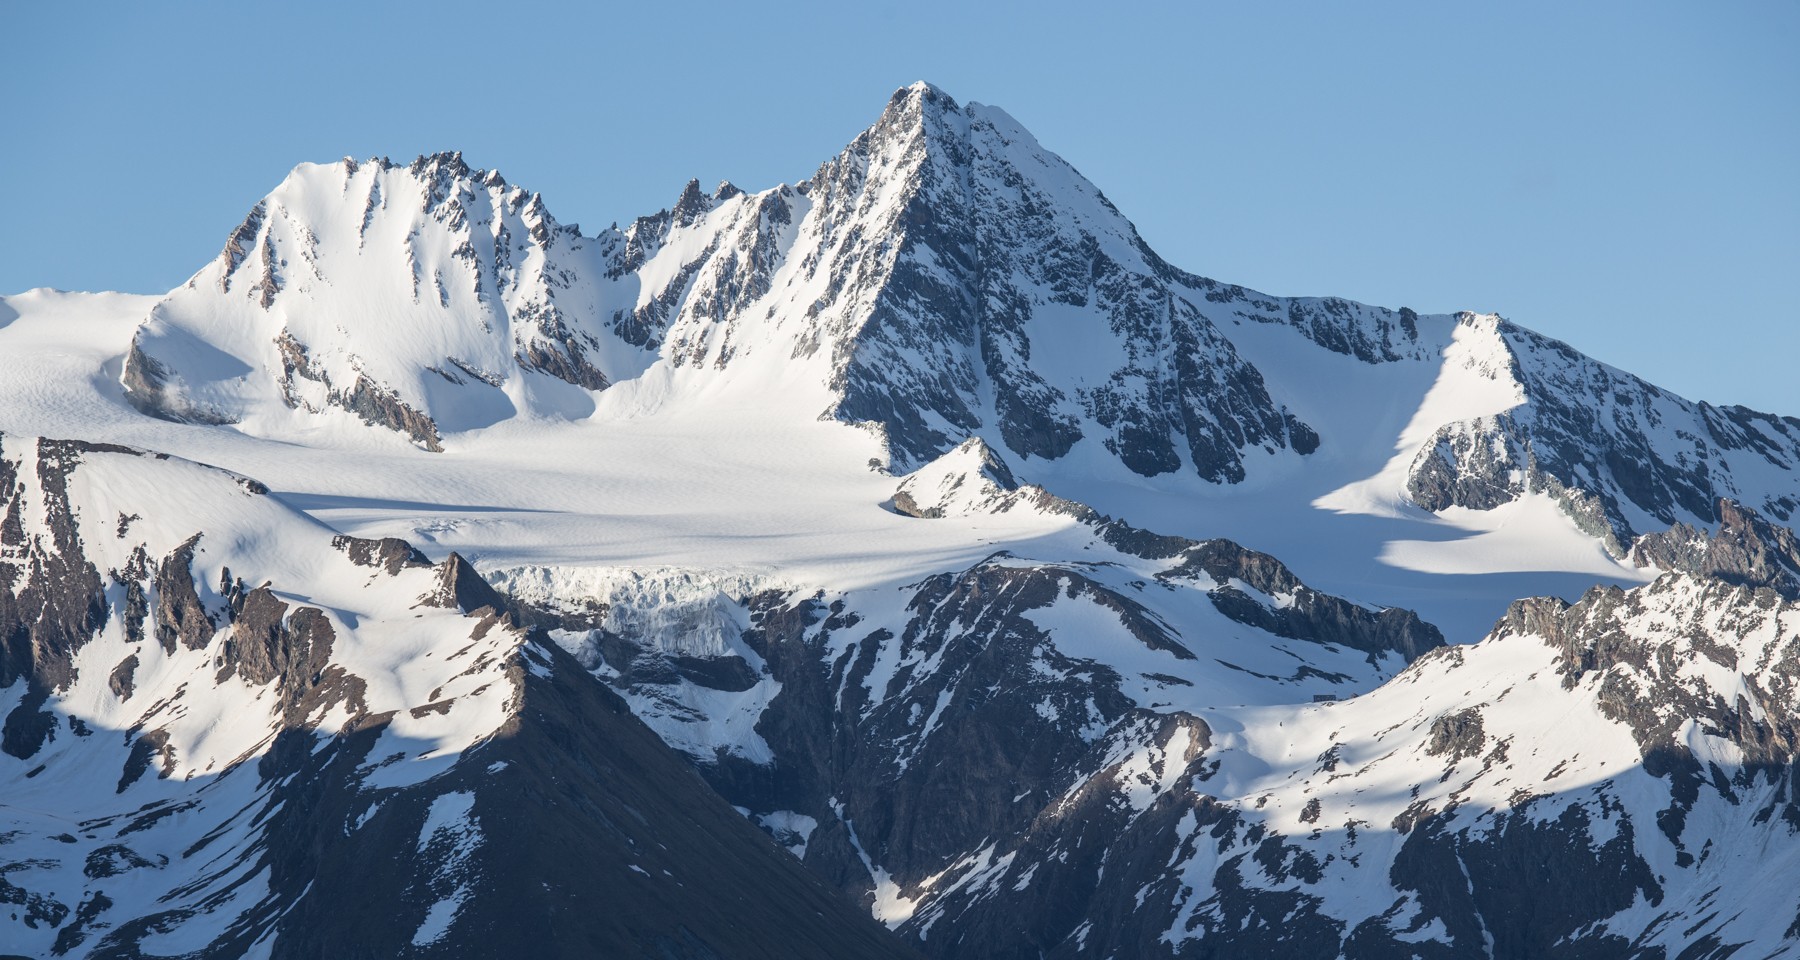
top-left (781, 80), bottom-right (1317, 478)
top-left (671, 177), bottom-right (712, 227)
top-left (884, 79), bottom-right (960, 117)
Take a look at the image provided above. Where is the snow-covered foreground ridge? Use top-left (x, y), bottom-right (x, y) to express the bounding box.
top-left (1, 80), bottom-right (1798, 958)
top-left (0, 433), bottom-right (920, 958)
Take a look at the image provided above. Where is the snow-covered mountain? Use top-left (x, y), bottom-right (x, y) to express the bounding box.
top-left (122, 84), bottom-right (1318, 481)
top-left (122, 153), bottom-right (633, 447)
top-left (3, 81), bottom-right (1798, 958)
top-left (120, 84), bottom-right (1800, 550)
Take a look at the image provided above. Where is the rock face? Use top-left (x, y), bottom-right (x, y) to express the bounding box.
top-left (117, 85), bottom-right (1320, 484)
top-left (894, 441), bottom-right (1445, 665)
top-left (785, 83), bottom-right (1317, 477)
top-left (0, 433), bottom-right (920, 959)
top-left (875, 569), bottom-right (1800, 959)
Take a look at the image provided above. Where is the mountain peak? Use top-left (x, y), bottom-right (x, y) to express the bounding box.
top-left (408, 149), bottom-right (471, 178)
top-left (127, 148), bottom-right (618, 440)
top-left (895, 79), bottom-right (957, 107)
top-left (671, 177), bottom-right (712, 227)
top-left (860, 80), bottom-right (969, 158)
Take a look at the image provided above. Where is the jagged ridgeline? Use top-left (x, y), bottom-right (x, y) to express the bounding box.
top-left (0, 79), bottom-right (1796, 960)
top-left (120, 83), bottom-right (1800, 547)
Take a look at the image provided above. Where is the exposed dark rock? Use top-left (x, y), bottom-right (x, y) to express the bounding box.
top-left (797, 84), bottom-right (1318, 480)
top-left (417, 552), bottom-right (505, 614)
top-left (898, 465), bottom-right (1444, 665)
top-left (1630, 498), bottom-right (1800, 598)
top-left (1494, 572), bottom-right (1800, 854)
top-left (342, 375), bottom-right (442, 451)
top-left (121, 337), bottom-right (238, 425)
top-left (2, 687), bottom-right (55, 760)
top-left (107, 654), bottom-right (139, 701)
top-left (0, 437), bottom-right (111, 699)
top-left (153, 534), bottom-right (214, 654)
top-left (217, 201), bottom-right (268, 293)
top-left (1164, 539), bottom-right (1445, 663)
top-left (0, 874), bottom-right (68, 932)
top-left (220, 638), bottom-right (921, 960)
top-left (116, 729), bottom-right (175, 793)
top-left (275, 330), bottom-right (444, 450)
top-left (82, 845), bottom-right (164, 879)
top-left (332, 534), bottom-right (431, 576)
top-left (1387, 805), bottom-right (1661, 959)
top-left (518, 335), bottom-right (610, 390)
top-left (1425, 707), bottom-right (1487, 761)
top-left (215, 586), bottom-right (336, 712)
top-left (1405, 316), bottom-right (1800, 548)
top-left (1279, 297), bottom-right (1431, 364)
top-left (50, 890), bottom-right (111, 955)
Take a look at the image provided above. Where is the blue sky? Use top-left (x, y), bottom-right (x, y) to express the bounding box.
top-left (3, 1), bottom-right (1794, 412)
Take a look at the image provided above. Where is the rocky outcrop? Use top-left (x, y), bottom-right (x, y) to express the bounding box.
top-left (418, 552), bottom-right (506, 614)
top-left (214, 586), bottom-right (337, 711)
top-left (0, 437), bottom-right (112, 758)
top-left (120, 339), bottom-right (236, 425)
top-left (214, 636), bottom-right (922, 960)
top-left (152, 534), bottom-right (213, 653)
top-left (1162, 539), bottom-right (1445, 663)
top-left (1629, 497), bottom-right (1800, 597)
top-left (892, 437), bottom-right (1020, 518)
top-left (276, 330), bottom-right (444, 450)
top-left (332, 534), bottom-right (432, 575)
top-left (894, 442), bottom-right (1445, 664)
top-left (523, 536), bottom-right (1446, 956)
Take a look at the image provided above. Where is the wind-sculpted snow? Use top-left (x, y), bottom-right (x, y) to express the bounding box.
top-left (114, 84), bottom-right (1320, 486)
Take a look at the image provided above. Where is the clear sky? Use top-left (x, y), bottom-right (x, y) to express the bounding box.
top-left (3, 1), bottom-right (1795, 413)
